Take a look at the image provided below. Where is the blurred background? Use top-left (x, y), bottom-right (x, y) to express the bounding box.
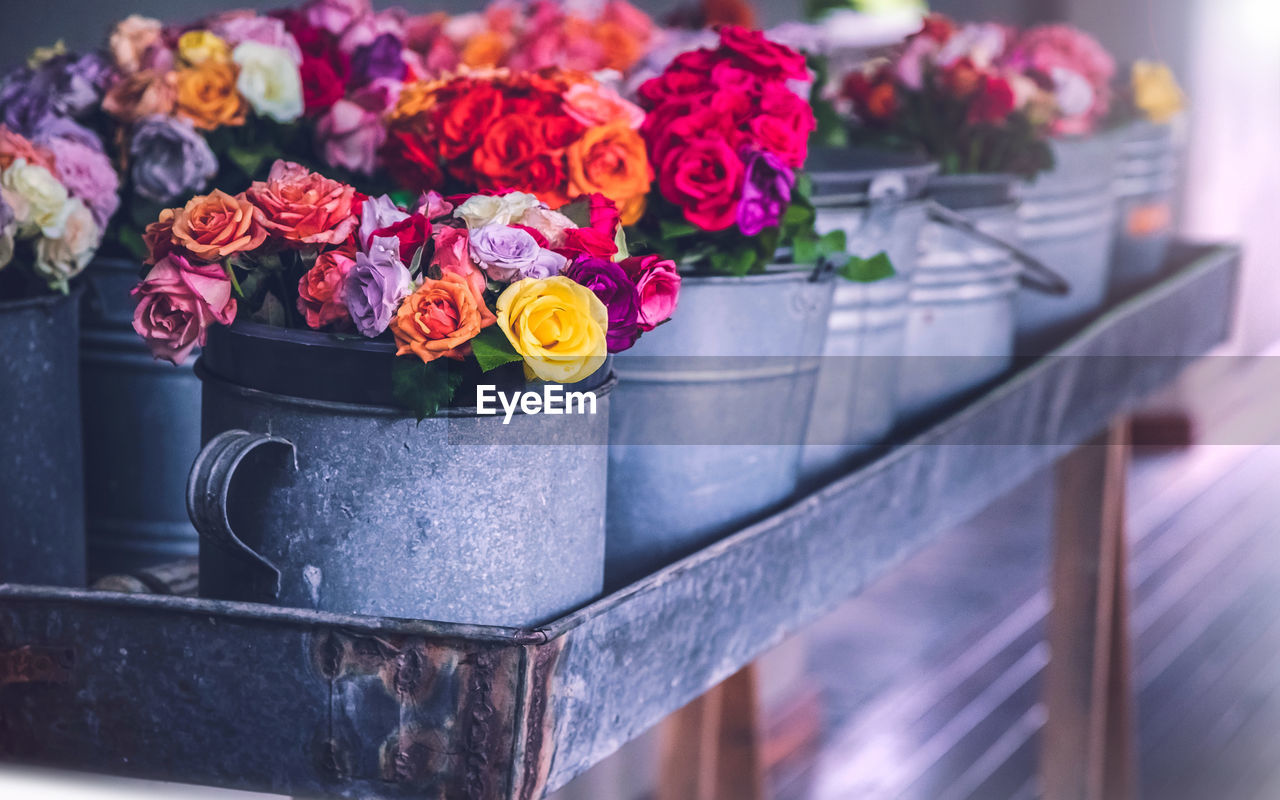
top-left (2, 0), bottom-right (1278, 798)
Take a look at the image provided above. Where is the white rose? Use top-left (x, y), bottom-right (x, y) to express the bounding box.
top-left (517, 207), bottom-right (577, 248)
top-left (1052, 67), bottom-right (1095, 119)
top-left (232, 41), bottom-right (303, 123)
top-left (2, 160), bottom-right (72, 238)
top-left (0, 232), bottom-right (13, 271)
top-left (456, 192), bottom-right (544, 229)
top-left (34, 199), bottom-right (99, 291)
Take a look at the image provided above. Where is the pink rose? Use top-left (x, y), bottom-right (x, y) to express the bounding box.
top-left (245, 160), bottom-right (358, 245)
top-left (304, 0), bottom-right (372, 35)
top-left (297, 249), bottom-right (355, 330)
top-left (432, 225), bottom-right (487, 299)
top-left (131, 254), bottom-right (236, 365)
top-left (1006, 25), bottom-right (1115, 136)
top-left (622, 254), bottom-right (680, 331)
top-left (562, 83), bottom-right (645, 130)
top-left (316, 97), bottom-right (388, 175)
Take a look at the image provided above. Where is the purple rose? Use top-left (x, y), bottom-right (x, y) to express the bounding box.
top-left (564, 256), bottom-right (641, 352)
top-left (209, 15), bottom-right (303, 64)
top-left (469, 224), bottom-right (543, 282)
top-left (128, 115), bottom-right (218, 204)
top-left (316, 98), bottom-right (385, 175)
top-left (345, 235), bottom-right (413, 337)
top-left (45, 137), bottom-right (120, 229)
top-left (358, 194), bottom-right (407, 251)
top-left (0, 52), bottom-right (109, 134)
top-left (736, 150), bottom-right (796, 237)
top-left (33, 117), bottom-right (104, 152)
top-left (350, 33), bottom-right (406, 86)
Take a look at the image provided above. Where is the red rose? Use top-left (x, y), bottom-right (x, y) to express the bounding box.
top-left (709, 61), bottom-right (766, 96)
top-left (668, 48), bottom-right (719, 75)
top-left (554, 227), bottom-right (619, 260)
top-left (842, 67), bottom-right (898, 124)
top-left (637, 69), bottom-right (712, 109)
top-left (717, 26), bottom-right (809, 82)
top-left (582, 193), bottom-right (621, 237)
top-left (473, 115), bottom-right (545, 181)
top-left (372, 213), bottom-right (433, 263)
top-left (919, 13), bottom-right (957, 44)
top-left (643, 103), bottom-right (736, 167)
top-left (300, 56), bottom-right (345, 114)
top-left (657, 133), bottom-right (745, 232)
top-left (942, 58), bottom-right (984, 98)
top-left (384, 129), bottom-right (444, 190)
top-left (435, 82), bottom-right (505, 160)
top-left (541, 113), bottom-right (585, 150)
top-left (752, 84), bottom-right (815, 168)
top-left (969, 75), bottom-right (1016, 124)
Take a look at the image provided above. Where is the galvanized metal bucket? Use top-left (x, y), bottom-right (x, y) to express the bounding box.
top-left (605, 268), bottom-right (836, 589)
top-left (1015, 134), bottom-right (1121, 349)
top-left (1110, 121), bottom-right (1179, 296)
top-left (189, 321), bottom-right (613, 626)
top-left (0, 289), bottom-right (86, 587)
top-left (81, 258), bottom-right (202, 577)
top-left (801, 277), bottom-right (910, 484)
top-left (803, 148), bottom-right (934, 483)
top-left (899, 174), bottom-right (1022, 423)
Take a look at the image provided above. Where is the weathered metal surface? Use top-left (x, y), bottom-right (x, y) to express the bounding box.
top-left (80, 257), bottom-right (202, 577)
top-left (900, 196), bottom-right (1021, 422)
top-left (194, 356), bottom-right (614, 626)
top-left (605, 269), bottom-right (836, 589)
top-left (0, 245), bottom-right (1239, 800)
top-left (0, 289), bottom-right (86, 587)
top-left (1110, 122), bottom-right (1179, 297)
top-left (1016, 134), bottom-right (1121, 349)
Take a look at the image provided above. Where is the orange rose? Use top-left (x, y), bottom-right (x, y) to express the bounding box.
top-left (472, 114), bottom-right (569, 206)
top-left (390, 272), bottom-right (497, 363)
top-left (460, 32), bottom-right (508, 69)
top-left (245, 160), bottom-right (357, 246)
top-left (175, 62), bottom-right (247, 130)
top-left (102, 70), bottom-right (178, 124)
top-left (593, 21), bottom-right (644, 73)
top-left (567, 122), bottom-right (652, 225)
top-left (171, 190), bottom-right (267, 261)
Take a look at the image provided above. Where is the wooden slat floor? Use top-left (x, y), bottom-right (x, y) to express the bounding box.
top-left (775, 357), bottom-right (1280, 800)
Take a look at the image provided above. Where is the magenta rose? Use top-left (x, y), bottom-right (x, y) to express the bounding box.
top-left (131, 254), bottom-right (237, 365)
top-left (736, 150), bottom-right (795, 236)
top-left (564, 255), bottom-right (641, 352)
top-left (657, 132), bottom-right (745, 232)
top-left (622, 255), bottom-right (681, 331)
top-left (717, 25), bottom-right (809, 82)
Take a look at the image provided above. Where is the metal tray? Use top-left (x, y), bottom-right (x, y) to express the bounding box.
top-left (0, 244), bottom-right (1240, 800)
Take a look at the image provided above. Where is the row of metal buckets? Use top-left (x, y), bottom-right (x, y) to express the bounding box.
top-left (0, 122), bottom-right (1177, 630)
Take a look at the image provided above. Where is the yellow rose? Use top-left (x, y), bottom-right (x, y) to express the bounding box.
top-left (178, 30), bottom-right (231, 66)
top-left (1132, 60), bottom-right (1184, 124)
top-left (496, 276), bottom-right (608, 383)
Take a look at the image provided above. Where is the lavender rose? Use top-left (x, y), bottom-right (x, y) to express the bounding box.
top-left (45, 137), bottom-right (120, 229)
top-left (33, 117), bottom-right (104, 152)
top-left (469, 224), bottom-right (543, 282)
top-left (358, 194), bottom-right (407, 251)
top-left (128, 115), bottom-right (218, 204)
top-left (0, 52), bottom-right (109, 134)
top-left (736, 150), bottom-right (796, 237)
top-left (350, 33), bottom-right (407, 86)
top-left (564, 256), bottom-right (641, 352)
top-left (345, 235), bottom-right (413, 337)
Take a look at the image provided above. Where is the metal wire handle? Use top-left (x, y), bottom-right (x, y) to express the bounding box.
top-left (925, 201), bottom-right (1072, 296)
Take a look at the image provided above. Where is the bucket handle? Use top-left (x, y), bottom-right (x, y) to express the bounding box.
top-left (187, 429), bottom-right (297, 600)
top-left (925, 201), bottom-right (1071, 296)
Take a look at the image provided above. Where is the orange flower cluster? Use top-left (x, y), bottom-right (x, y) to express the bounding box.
top-left (384, 69), bottom-right (651, 224)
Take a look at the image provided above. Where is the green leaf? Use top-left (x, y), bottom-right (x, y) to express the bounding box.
top-left (708, 245), bottom-right (758, 276)
top-left (658, 219), bottom-right (700, 240)
top-left (226, 145), bottom-right (269, 178)
top-left (782, 201), bottom-right (815, 229)
top-left (391, 357), bottom-right (464, 420)
top-left (223, 259), bottom-right (243, 297)
top-left (470, 326), bottom-right (523, 373)
top-left (791, 233), bottom-right (819, 265)
top-left (117, 226), bottom-right (148, 263)
top-left (838, 252), bottom-right (896, 283)
top-left (817, 229), bottom-right (847, 257)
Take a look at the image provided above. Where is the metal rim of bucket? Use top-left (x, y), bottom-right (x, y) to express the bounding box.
top-left (807, 146), bottom-right (939, 204)
top-left (195, 358), bottom-right (617, 419)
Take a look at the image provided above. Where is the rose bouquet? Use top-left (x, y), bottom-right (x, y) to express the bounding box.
top-left (383, 67), bottom-right (651, 224)
top-left (629, 26), bottom-right (841, 276)
top-left (1004, 24), bottom-right (1115, 138)
top-left (406, 0), bottom-right (656, 76)
top-left (132, 159), bottom-right (679, 416)
top-left (839, 14), bottom-right (1057, 177)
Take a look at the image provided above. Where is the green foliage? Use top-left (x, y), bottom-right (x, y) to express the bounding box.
top-left (391, 357), bottom-right (464, 420)
top-left (837, 251), bottom-right (896, 283)
top-left (469, 327), bottom-right (523, 373)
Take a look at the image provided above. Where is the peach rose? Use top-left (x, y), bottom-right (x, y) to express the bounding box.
top-left (390, 272), bottom-right (496, 363)
top-left (171, 190), bottom-right (267, 261)
top-left (175, 62), bottom-right (248, 130)
top-left (245, 160), bottom-right (358, 246)
top-left (297, 250), bottom-right (354, 330)
top-left (561, 82), bottom-right (645, 129)
top-left (109, 15), bottom-right (164, 74)
top-left (567, 122), bottom-right (652, 226)
top-left (143, 208), bottom-right (177, 265)
top-left (460, 32), bottom-right (509, 69)
top-left (0, 126), bottom-right (55, 172)
top-left (102, 70), bottom-right (178, 124)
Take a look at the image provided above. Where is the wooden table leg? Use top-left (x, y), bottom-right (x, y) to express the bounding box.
top-left (659, 664), bottom-right (766, 800)
top-left (1042, 419), bottom-right (1138, 800)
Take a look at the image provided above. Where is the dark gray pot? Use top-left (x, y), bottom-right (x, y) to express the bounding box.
top-left (190, 321), bottom-right (613, 626)
top-left (0, 289), bottom-right (86, 586)
top-left (1110, 121), bottom-right (1179, 296)
top-left (81, 258), bottom-right (201, 577)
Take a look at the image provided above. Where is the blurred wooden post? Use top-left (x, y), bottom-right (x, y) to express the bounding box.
top-left (659, 664), bottom-right (766, 800)
top-left (1043, 419), bottom-right (1137, 800)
